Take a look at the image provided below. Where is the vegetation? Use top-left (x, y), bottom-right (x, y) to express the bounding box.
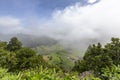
top-left (102, 65), bottom-right (120, 80)
top-left (1, 37), bottom-right (120, 80)
top-left (6, 37), bottom-right (22, 52)
top-left (34, 44), bottom-right (79, 72)
top-left (73, 37), bottom-right (120, 79)
top-left (0, 66), bottom-right (80, 80)
top-left (0, 37), bottom-right (46, 72)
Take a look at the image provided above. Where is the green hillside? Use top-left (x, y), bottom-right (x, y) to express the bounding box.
top-left (34, 44), bottom-right (81, 72)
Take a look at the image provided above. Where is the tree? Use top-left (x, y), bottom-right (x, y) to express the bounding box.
top-left (0, 37), bottom-right (47, 72)
top-left (105, 38), bottom-right (120, 65)
top-left (0, 49), bottom-right (17, 71)
top-left (0, 49), bottom-right (9, 68)
top-left (72, 60), bottom-right (88, 73)
top-left (6, 37), bottom-right (22, 52)
top-left (84, 43), bottom-right (103, 60)
top-left (0, 41), bottom-right (7, 49)
top-left (15, 47), bottom-right (46, 70)
top-left (73, 42), bottom-right (113, 76)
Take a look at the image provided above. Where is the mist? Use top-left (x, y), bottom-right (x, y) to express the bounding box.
top-left (0, 0), bottom-right (120, 51)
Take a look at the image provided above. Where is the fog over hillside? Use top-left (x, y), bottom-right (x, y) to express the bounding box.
top-left (0, 33), bottom-right (109, 53)
top-left (0, 0), bottom-right (120, 52)
top-left (0, 33), bottom-right (58, 48)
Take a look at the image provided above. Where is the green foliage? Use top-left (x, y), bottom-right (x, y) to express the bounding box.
top-left (105, 38), bottom-right (120, 65)
top-left (13, 47), bottom-right (46, 71)
top-left (73, 60), bottom-right (88, 73)
top-left (48, 52), bottom-right (75, 72)
top-left (73, 43), bottom-right (113, 75)
top-left (0, 41), bottom-right (7, 49)
top-left (73, 38), bottom-right (120, 77)
top-left (0, 68), bottom-right (19, 80)
top-left (0, 66), bottom-right (80, 80)
top-left (0, 37), bottom-right (47, 72)
top-left (6, 37), bottom-right (22, 52)
top-left (35, 44), bottom-right (77, 72)
top-left (0, 49), bottom-right (17, 70)
top-left (3, 37), bottom-right (120, 79)
top-left (16, 47), bottom-right (36, 59)
top-left (82, 74), bottom-right (101, 80)
top-left (21, 66), bottom-right (80, 80)
top-left (5, 65), bottom-right (120, 80)
top-left (0, 49), bottom-right (9, 67)
top-left (0, 46), bottom-right (46, 72)
top-left (102, 65), bottom-right (120, 80)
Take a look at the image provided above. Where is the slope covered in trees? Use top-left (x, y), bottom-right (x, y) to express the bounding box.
top-left (73, 37), bottom-right (120, 79)
top-left (1, 37), bottom-right (120, 80)
top-left (0, 37), bottom-right (47, 72)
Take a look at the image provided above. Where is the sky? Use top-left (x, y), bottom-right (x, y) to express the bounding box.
top-left (0, 0), bottom-right (84, 18)
top-left (0, 0), bottom-right (120, 49)
top-left (0, 0), bottom-right (99, 34)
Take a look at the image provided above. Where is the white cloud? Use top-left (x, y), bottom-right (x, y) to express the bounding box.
top-left (36, 0), bottom-right (120, 49)
top-left (1, 0), bottom-right (120, 50)
top-left (0, 16), bottom-right (25, 33)
top-left (88, 0), bottom-right (97, 3)
top-left (0, 16), bottom-right (20, 27)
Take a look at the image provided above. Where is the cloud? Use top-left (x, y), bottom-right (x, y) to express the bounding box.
top-left (0, 16), bottom-right (20, 27)
top-left (1, 0), bottom-right (120, 50)
top-left (88, 0), bottom-right (97, 3)
top-left (0, 16), bottom-right (25, 34)
top-left (35, 0), bottom-right (120, 49)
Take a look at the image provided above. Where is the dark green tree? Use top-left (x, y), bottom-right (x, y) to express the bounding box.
top-left (0, 49), bottom-right (17, 71)
top-left (72, 60), bottom-right (88, 73)
top-left (0, 49), bottom-right (9, 67)
top-left (6, 37), bottom-right (22, 52)
top-left (73, 42), bottom-right (113, 76)
top-left (15, 47), bottom-right (46, 70)
top-left (105, 38), bottom-right (120, 65)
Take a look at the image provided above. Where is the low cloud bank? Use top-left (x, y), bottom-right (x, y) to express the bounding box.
top-left (0, 0), bottom-right (120, 50)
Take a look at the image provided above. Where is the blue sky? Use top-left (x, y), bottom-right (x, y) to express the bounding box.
top-left (0, 0), bottom-right (85, 18)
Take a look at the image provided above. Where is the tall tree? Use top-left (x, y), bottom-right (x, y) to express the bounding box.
top-left (15, 47), bottom-right (46, 70)
top-left (6, 37), bottom-right (22, 52)
top-left (73, 42), bottom-right (113, 75)
top-left (105, 38), bottom-right (120, 65)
